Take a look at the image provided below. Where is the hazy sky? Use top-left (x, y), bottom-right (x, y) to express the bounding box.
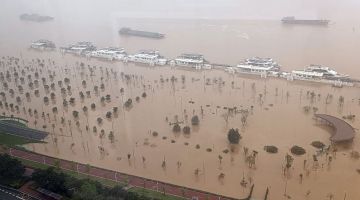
top-left (1, 0), bottom-right (360, 20)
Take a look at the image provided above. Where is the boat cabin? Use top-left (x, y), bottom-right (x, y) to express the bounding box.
top-left (30, 40), bottom-right (56, 50)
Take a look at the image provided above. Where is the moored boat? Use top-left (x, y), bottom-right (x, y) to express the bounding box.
top-left (289, 65), bottom-right (353, 86)
top-left (170, 53), bottom-right (211, 70)
top-left (60, 42), bottom-right (96, 56)
top-left (291, 65), bottom-right (349, 80)
top-left (89, 47), bottom-right (126, 61)
top-left (30, 40), bottom-right (56, 51)
top-left (126, 50), bottom-right (167, 66)
top-left (236, 57), bottom-right (280, 77)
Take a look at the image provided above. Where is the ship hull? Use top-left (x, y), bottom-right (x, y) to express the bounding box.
top-left (282, 20), bottom-right (329, 26)
top-left (119, 28), bottom-right (164, 39)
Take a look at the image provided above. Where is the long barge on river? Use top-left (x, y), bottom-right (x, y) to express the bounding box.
top-left (119, 27), bottom-right (165, 39)
top-left (281, 16), bottom-right (330, 26)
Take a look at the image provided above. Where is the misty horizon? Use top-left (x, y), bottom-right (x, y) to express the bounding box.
top-left (2, 0), bottom-right (360, 21)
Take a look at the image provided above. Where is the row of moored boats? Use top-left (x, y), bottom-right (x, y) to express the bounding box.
top-left (29, 40), bottom-right (355, 87)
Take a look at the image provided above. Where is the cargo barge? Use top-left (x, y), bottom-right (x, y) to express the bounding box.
top-left (119, 27), bottom-right (165, 39)
top-left (20, 14), bottom-right (54, 22)
top-left (281, 16), bottom-right (330, 26)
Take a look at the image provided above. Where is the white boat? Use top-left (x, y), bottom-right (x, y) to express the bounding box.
top-left (290, 70), bottom-right (323, 80)
top-left (170, 53), bottom-right (211, 69)
top-left (291, 65), bottom-right (349, 80)
top-left (289, 65), bottom-right (353, 86)
top-left (304, 65), bottom-right (349, 79)
top-left (30, 40), bottom-right (56, 51)
top-left (126, 50), bottom-right (167, 66)
top-left (88, 47), bottom-right (126, 61)
top-left (236, 57), bottom-right (280, 76)
top-left (60, 42), bottom-right (96, 56)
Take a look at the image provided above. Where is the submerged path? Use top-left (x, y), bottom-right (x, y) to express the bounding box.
top-left (314, 114), bottom-right (355, 142)
top-left (8, 148), bottom-right (254, 200)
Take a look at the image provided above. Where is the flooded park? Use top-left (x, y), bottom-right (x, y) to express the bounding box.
top-left (1, 50), bottom-right (360, 199)
top-left (1, 1), bottom-right (360, 199)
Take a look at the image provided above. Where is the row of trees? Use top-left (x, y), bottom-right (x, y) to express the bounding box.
top-left (0, 153), bottom-right (162, 200)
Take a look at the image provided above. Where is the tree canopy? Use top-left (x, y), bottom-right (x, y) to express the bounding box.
top-left (227, 128), bottom-right (241, 144)
top-left (0, 154), bottom-right (25, 186)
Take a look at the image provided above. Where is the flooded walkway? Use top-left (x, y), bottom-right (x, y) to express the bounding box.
top-left (315, 114), bottom-right (355, 142)
top-left (9, 148), bottom-right (254, 200)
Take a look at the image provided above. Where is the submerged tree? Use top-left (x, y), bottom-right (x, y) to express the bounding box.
top-left (106, 111), bottom-right (112, 119)
top-left (173, 124), bottom-right (181, 132)
top-left (191, 115), bottom-right (199, 126)
top-left (182, 126), bottom-right (191, 134)
top-left (72, 110), bottom-right (79, 118)
top-left (108, 131), bottom-right (115, 143)
top-left (227, 128), bottom-right (241, 144)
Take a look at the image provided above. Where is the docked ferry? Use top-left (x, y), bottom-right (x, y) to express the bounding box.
top-left (170, 53), bottom-right (211, 69)
top-left (89, 47), bottom-right (126, 61)
top-left (126, 50), bottom-right (167, 66)
top-left (60, 42), bottom-right (96, 56)
top-left (236, 57), bottom-right (280, 77)
top-left (291, 65), bottom-right (349, 80)
top-left (30, 40), bottom-right (56, 51)
top-left (290, 65), bottom-right (353, 86)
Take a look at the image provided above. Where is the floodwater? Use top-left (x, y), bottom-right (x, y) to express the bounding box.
top-left (1, 16), bottom-right (360, 199)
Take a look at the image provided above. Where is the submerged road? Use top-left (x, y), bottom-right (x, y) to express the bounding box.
top-left (8, 148), bottom-right (253, 200)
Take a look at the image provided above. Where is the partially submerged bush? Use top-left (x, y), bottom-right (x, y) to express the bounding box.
top-left (291, 145), bottom-right (306, 155)
top-left (311, 141), bottom-right (325, 149)
top-left (172, 124), bottom-right (181, 132)
top-left (264, 145), bottom-right (278, 153)
top-left (227, 128), bottom-right (241, 144)
top-left (191, 115), bottom-right (199, 126)
top-left (182, 126), bottom-right (191, 134)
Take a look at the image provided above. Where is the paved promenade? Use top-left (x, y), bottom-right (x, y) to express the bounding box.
top-left (8, 148), bottom-right (253, 200)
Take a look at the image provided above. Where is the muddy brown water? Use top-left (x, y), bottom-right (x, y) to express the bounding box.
top-left (1, 17), bottom-right (360, 199)
top-left (0, 50), bottom-right (360, 199)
